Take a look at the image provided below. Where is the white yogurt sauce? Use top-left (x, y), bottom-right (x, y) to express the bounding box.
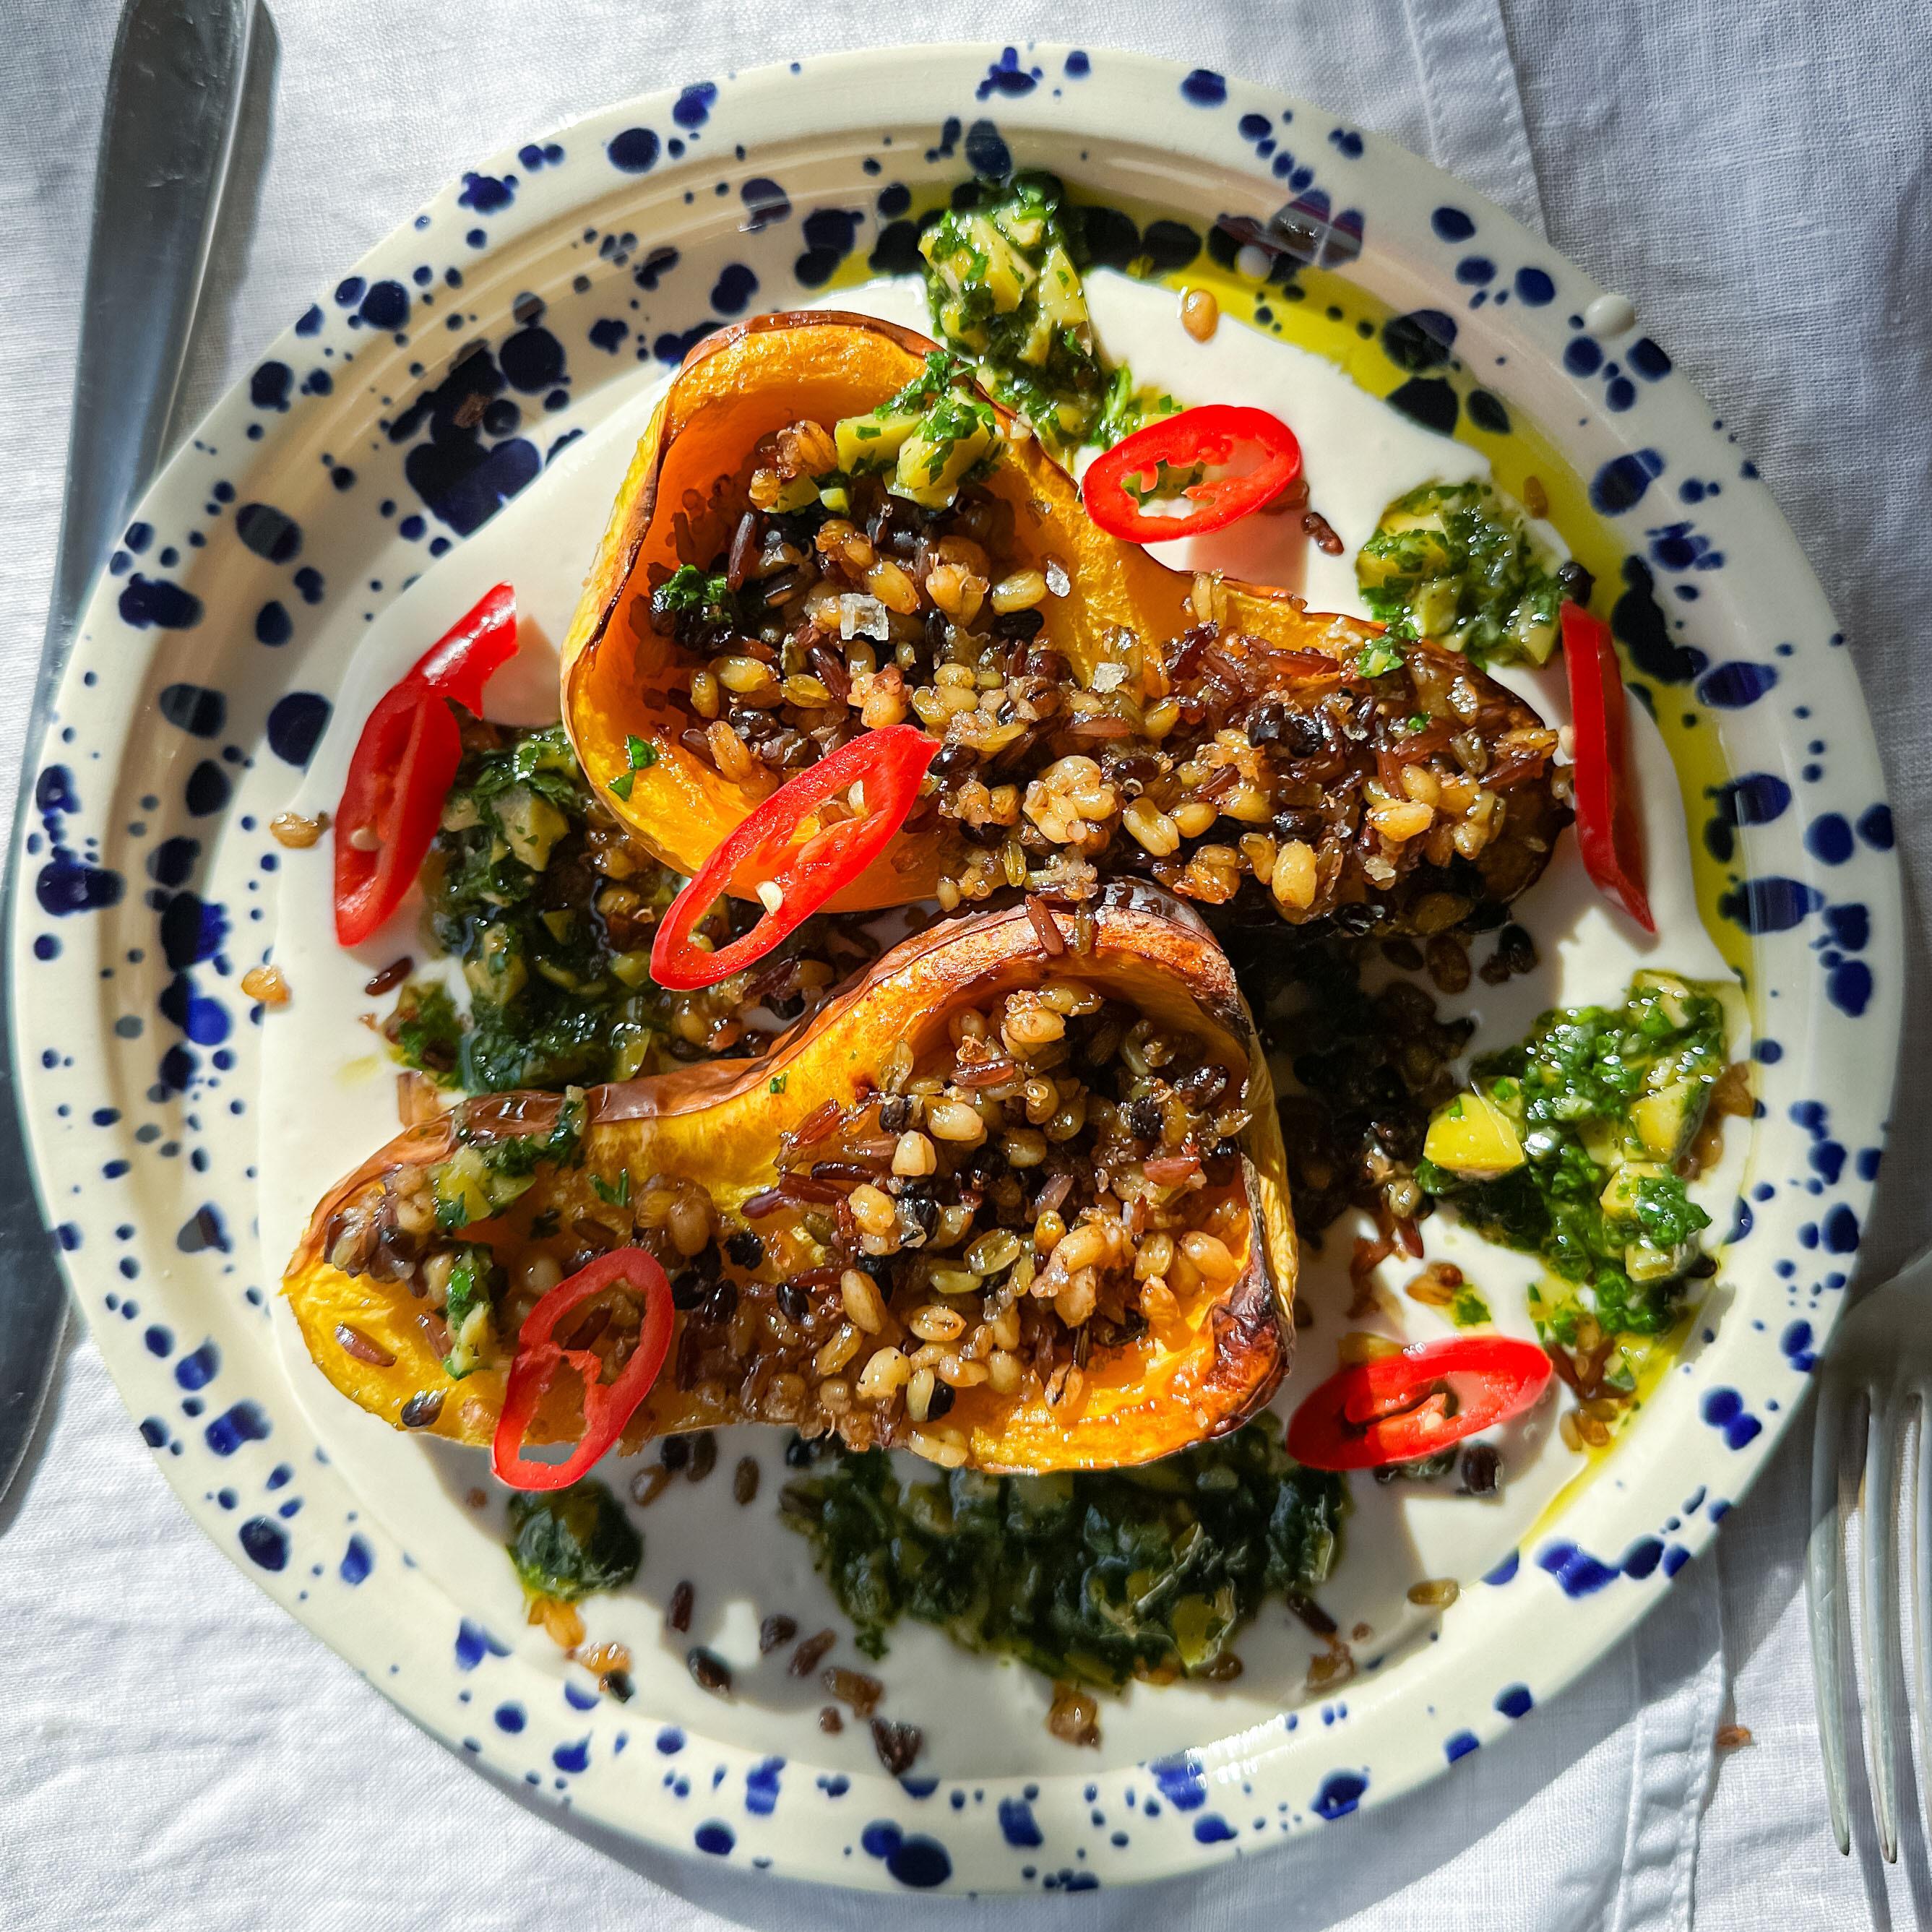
top-left (255, 279), bottom-right (1743, 1776)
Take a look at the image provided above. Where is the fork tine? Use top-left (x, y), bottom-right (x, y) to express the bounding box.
top-left (1809, 1372), bottom-right (1860, 1855)
top-left (1862, 1381), bottom-right (1903, 1863)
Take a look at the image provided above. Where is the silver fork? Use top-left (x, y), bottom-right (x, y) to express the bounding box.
top-left (1807, 1248), bottom-right (1932, 1859)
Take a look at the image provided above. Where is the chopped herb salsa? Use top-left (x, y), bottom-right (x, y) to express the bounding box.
top-left (506, 1480), bottom-right (642, 1602)
top-left (919, 175), bottom-right (1173, 454)
top-left (1357, 480), bottom-right (1565, 668)
top-left (781, 1423), bottom-right (1345, 1690)
top-left (384, 721), bottom-right (679, 1093)
top-left (1418, 971), bottom-right (1733, 1339)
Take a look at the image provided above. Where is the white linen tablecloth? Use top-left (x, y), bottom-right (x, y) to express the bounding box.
top-left (1, 1), bottom-right (1928, 1925)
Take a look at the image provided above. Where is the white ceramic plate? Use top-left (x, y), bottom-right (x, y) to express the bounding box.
top-left (12, 43), bottom-right (1898, 1893)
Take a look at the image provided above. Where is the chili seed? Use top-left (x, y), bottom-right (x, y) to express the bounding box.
top-left (820, 1706), bottom-right (845, 1735)
top-left (660, 1436), bottom-right (691, 1472)
top-left (688, 1432), bottom-right (717, 1481)
top-left (668, 1580), bottom-right (694, 1632)
top-left (725, 1228), bottom-right (765, 1269)
top-left (630, 1466), bottom-right (671, 1507)
top-left (759, 1614), bottom-right (798, 1654)
top-left (734, 1457), bottom-right (761, 1506)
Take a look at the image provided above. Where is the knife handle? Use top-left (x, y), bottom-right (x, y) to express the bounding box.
top-left (38, 0), bottom-right (252, 699)
top-left (0, 0), bottom-right (252, 1508)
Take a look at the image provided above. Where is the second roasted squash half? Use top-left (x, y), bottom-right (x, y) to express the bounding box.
top-left (284, 885), bottom-right (1295, 1475)
top-left (560, 311), bottom-right (1564, 928)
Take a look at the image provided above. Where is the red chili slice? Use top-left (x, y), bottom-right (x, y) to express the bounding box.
top-left (649, 723), bottom-right (939, 991)
top-left (1286, 1336), bottom-right (1553, 1471)
top-left (333, 584), bottom-right (519, 947)
top-left (1561, 600), bottom-right (1655, 933)
top-left (492, 1246), bottom-right (673, 1491)
top-left (1082, 404), bottom-right (1303, 543)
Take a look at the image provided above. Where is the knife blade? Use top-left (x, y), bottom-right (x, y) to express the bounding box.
top-left (0, 0), bottom-right (252, 1508)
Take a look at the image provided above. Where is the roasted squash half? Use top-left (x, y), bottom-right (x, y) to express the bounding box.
top-left (559, 311), bottom-right (1563, 923)
top-left (285, 885), bottom-right (1295, 1475)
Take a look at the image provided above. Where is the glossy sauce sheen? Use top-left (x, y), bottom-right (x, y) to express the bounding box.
top-left (258, 279), bottom-right (1741, 1776)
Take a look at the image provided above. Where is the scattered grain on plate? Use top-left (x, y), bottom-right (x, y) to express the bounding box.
top-left (363, 955), bottom-right (413, 997)
top-left (687, 1647), bottom-right (731, 1696)
top-left (687, 1431), bottom-right (717, 1481)
top-left (1302, 508), bottom-right (1345, 556)
top-left (1047, 1682), bottom-right (1101, 1747)
top-left (659, 1435), bottom-right (690, 1471)
top-left (1522, 474), bottom-right (1549, 518)
top-left (241, 964), bottom-right (290, 1007)
top-left (1459, 1442), bottom-right (1502, 1495)
top-left (465, 1488), bottom-right (488, 1511)
top-left (399, 1389), bottom-right (444, 1429)
top-left (822, 1665), bottom-right (883, 1718)
top-left (1715, 1724), bottom-right (1754, 1751)
top-left (733, 1457), bottom-right (761, 1506)
top-left (789, 1629), bottom-right (836, 1678)
top-left (668, 1580), bottom-right (694, 1633)
top-left (819, 1706), bottom-right (844, 1735)
top-left (629, 1466), bottom-right (671, 1508)
top-left (759, 1614), bottom-right (798, 1655)
top-left (870, 1717), bottom-right (923, 1774)
top-left (269, 810), bottom-right (326, 850)
top-left (1180, 286), bottom-right (1220, 342)
top-left (1407, 1577), bottom-right (1461, 1609)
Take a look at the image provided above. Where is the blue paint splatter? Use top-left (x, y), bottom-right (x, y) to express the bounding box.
top-left (1484, 1548), bottom-right (1520, 1585)
top-left (608, 127), bottom-right (660, 173)
top-left (553, 1737), bottom-right (590, 1773)
top-left (1590, 449), bottom-right (1664, 513)
top-left (1717, 876), bottom-right (1822, 933)
top-left (1149, 1755), bottom-right (1207, 1811)
top-left (998, 1795), bottom-right (1043, 1847)
top-left (673, 82), bottom-right (717, 127)
top-left (204, 1402), bottom-right (269, 1455)
top-left (1538, 1543), bottom-right (1620, 1596)
top-left (963, 120), bottom-right (1011, 179)
top-left (1823, 1204), bottom-right (1860, 1253)
top-left (1701, 1387), bottom-right (1762, 1449)
top-left (1432, 205), bottom-right (1475, 241)
top-left (266, 692), bottom-right (331, 767)
top-left (175, 1340), bottom-right (220, 1389)
top-left (238, 1517), bottom-right (288, 1570)
top-left (1445, 1730), bottom-right (1479, 1762)
top-left (118, 575), bottom-right (204, 630)
top-left (1194, 1814), bottom-right (1237, 1843)
top-left (746, 1756), bottom-right (783, 1816)
top-left (458, 172), bottom-right (514, 214)
top-left (1495, 1684), bottom-right (1534, 1718)
top-left (1621, 1537), bottom-right (1664, 1579)
top-left (235, 502), bottom-right (302, 564)
top-left (1696, 660), bottom-right (1778, 708)
top-left (1782, 1321), bottom-right (1817, 1373)
top-left (340, 1535), bottom-right (373, 1584)
top-left (694, 1820), bottom-right (734, 1855)
top-left (1313, 1771), bottom-right (1366, 1820)
top-left (1181, 69), bottom-right (1227, 105)
top-left (455, 1619), bottom-right (509, 1670)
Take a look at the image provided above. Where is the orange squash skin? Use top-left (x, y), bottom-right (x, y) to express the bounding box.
top-left (283, 887), bottom-right (1295, 1475)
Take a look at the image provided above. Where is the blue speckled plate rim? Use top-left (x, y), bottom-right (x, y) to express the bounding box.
top-left (7, 40), bottom-right (1900, 1893)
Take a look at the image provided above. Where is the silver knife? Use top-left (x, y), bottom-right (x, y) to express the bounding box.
top-left (0, 0), bottom-right (252, 1508)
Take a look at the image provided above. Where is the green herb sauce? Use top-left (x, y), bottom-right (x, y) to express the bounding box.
top-left (781, 1424), bottom-right (1345, 1689)
top-left (1419, 972), bottom-right (1730, 1341)
top-left (918, 176), bottom-right (1173, 454)
top-left (506, 1480), bottom-right (642, 1602)
top-left (384, 723), bottom-right (678, 1093)
top-left (1356, 480), bottom-right (1564, 668)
